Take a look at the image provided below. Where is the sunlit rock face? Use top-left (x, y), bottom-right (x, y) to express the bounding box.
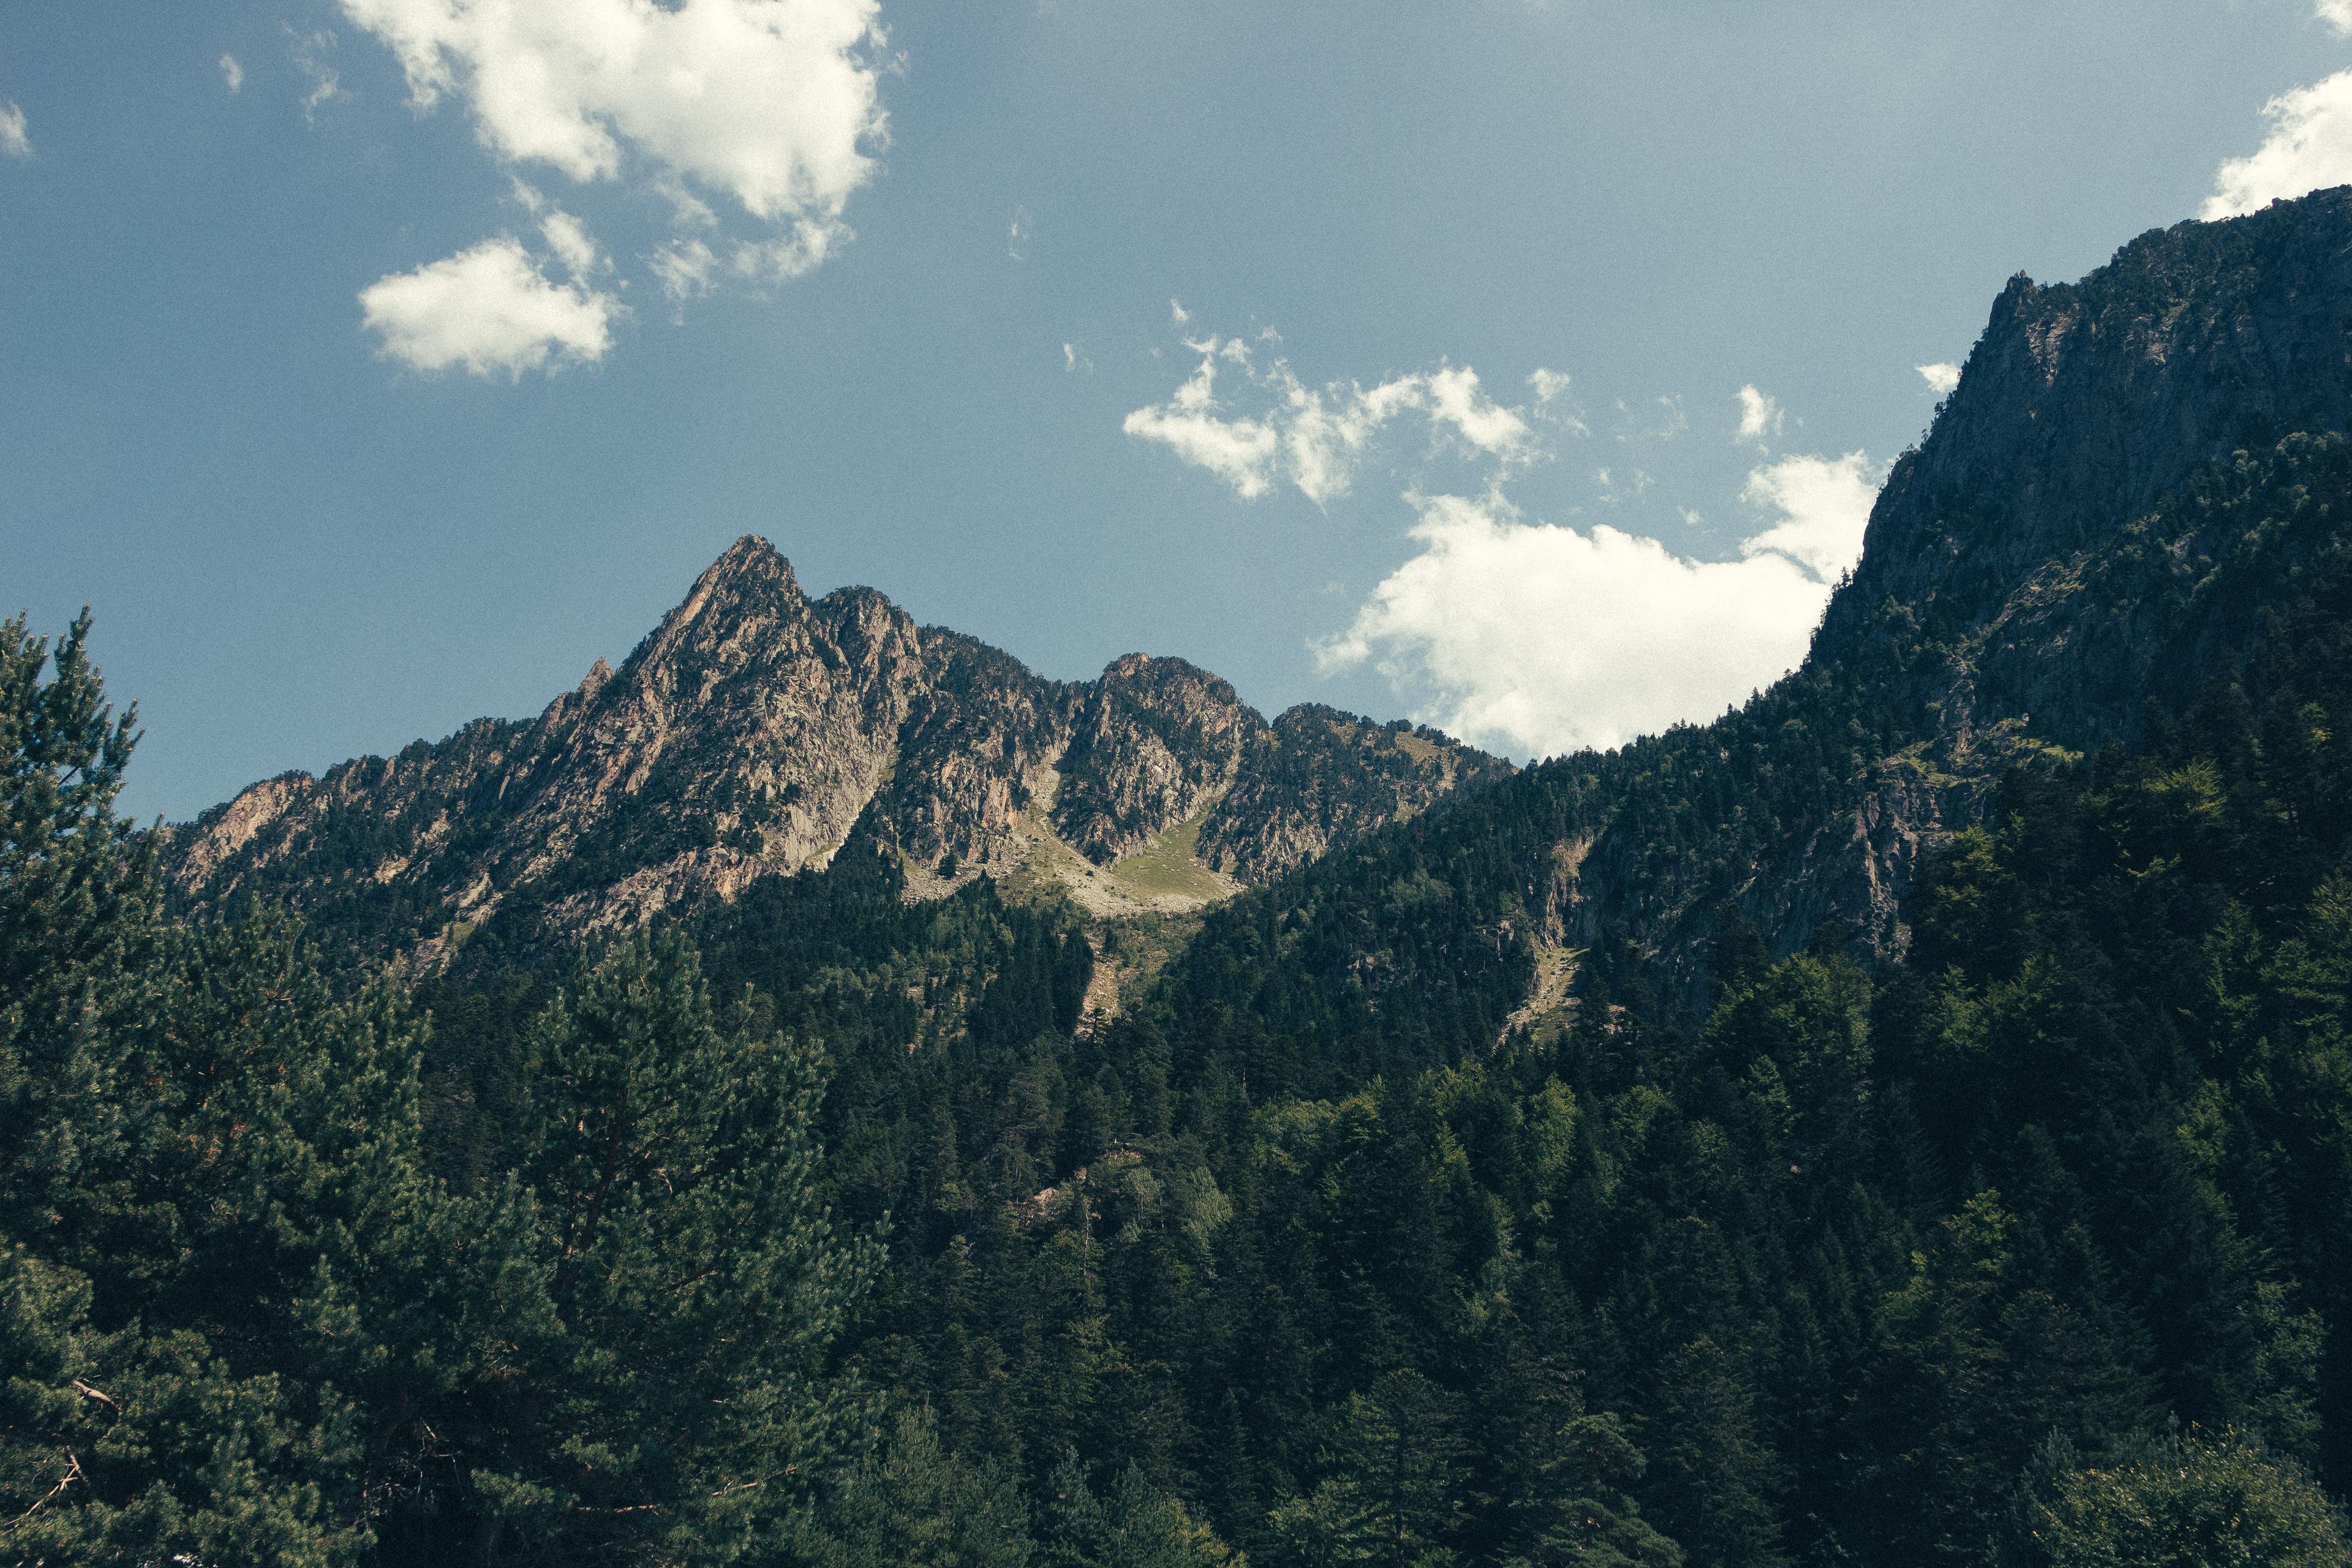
top-left (167, 535), bottom-right (1507, 956)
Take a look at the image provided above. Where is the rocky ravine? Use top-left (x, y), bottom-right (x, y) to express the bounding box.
top-left (167, 537), bottom-right (1510, 954)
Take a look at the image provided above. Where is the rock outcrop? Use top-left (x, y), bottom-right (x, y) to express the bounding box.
top-left (1200, 706), bottom-right (1512, 884)
top-left (1591, 189), bottom-right (2352, 985)
top-left (166, 538), bottom-right (1510, 954)
top-left (1168, 188), bottom-right (2352, 1033)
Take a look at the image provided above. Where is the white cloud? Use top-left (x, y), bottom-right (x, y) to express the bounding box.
top-left (1917, 361), bottom-right (1961, 396)
top-left (1122, 339), bottom-right (1283, 497)
top-left (0, 102), bottom-right (29, 159)
top-left (1008, 206), bottom-right (1029, 261)
top-left (1322, 453), bottom-right (1879, 760)
top-left (1123, 333), bottom-right (1536, 505)
top-left (2320, 1), bottom-right (2352, 37)
top-left (1170, 298), bottom-right (1190, 326)
top-left (1735, 384), bottom-right (1783, 446)
top-left (2204, 69), bottom-right (2352, 219)
top-left (539, 208), bottom-right (602, 277)
top-left (1063, 342), bottom-right (1093, 373)
top-left (1739, 451), bottom-right (1876, 581)
top-left (341, 0), bottom-right (884, 252)
top-left (220, 53), bottom-right (245, 92)
top-left (360, 235), bottom-right (619, 378)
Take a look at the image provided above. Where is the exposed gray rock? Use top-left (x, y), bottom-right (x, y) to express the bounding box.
top-left (166, 537), bottom-right (1509, 953)
top-left (1200, 706), bottom-right (1515, 884)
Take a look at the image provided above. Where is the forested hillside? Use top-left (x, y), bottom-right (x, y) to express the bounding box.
top-left (12, 192), bottom-right (2352, 1567)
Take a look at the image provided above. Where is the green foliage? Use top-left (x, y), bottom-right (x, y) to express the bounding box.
top-left (787, 1405), bottom-right (1037, 1568)
top-left (0, 610), bottom-right (156, 1262)
top-left (1269, 1369), bottom-right (1470, 1568)
top-left (1041, 1449), bottom-right (1242, 1568)
top-left (19, 424), bottom-right (2352, 1567)
top-left (2000, 1427), bottom-right (2350, 1567)
top-left (0, 619), bottom-right (884, 1567)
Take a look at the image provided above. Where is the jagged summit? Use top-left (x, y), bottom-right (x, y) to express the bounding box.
top-left (1825, 188), bottom-right (2352, 668)
top-left (1567, 190), bottom-right (2352, 989)
top-left (699, 532), bottom-right (801, 590)
top-left (180, 195), bottom-right (2352, 976)
top-left (165, 542), bottom-right (1511, 956)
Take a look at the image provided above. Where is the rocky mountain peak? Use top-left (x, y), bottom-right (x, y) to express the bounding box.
top-left (167, 544), bottom-right (1510, 954)
top-left (1706, 186), bottom-right (2352, 972)
top-left (698, 532), bottom-right (802, 601)
top-left (1054, 654), bottom-right (1257, 864)
top-left (1825, 188), bottom-right (2352, 666)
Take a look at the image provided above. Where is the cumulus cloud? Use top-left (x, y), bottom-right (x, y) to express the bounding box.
top-left (0, 102), bottom-right (29, 159)
top-left (1322, 452), bottom-right (1879, 760)
top-left (1123, 334), bottom-right (1537, 505)
top-left (221, 53), bottom-right (245, 92)
top-left (1917, 361), bottom-right (1961, 396)
top-left (2320, 1), bottom-right (2352, 37)
top-left (336, 0), bottom-right (883, 360)
top-left (1738, 451), bottom-right (1876, 581)
top-left (1735, 384), bottom-right (1784, 446)
top-left (342, 0), bottom-right (884, 258)
top-left (2204, 70), bottom-right (2352, 219)
top-left (360, 235), bottom-right (619, 378)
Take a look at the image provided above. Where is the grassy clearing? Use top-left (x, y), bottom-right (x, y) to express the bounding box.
top-left (1107, 798), bottom-right (1231, 902)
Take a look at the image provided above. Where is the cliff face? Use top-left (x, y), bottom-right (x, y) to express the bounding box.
top-left (1150, 189), bottom-right (2352, 1037)
top-left (1597, 189), bottom-right (2352, 981)
top-left (1828, 194), bottom-right (2352, 668)
top-left (167, 539), bottom-right (1510, 952)
top-left (1054, 655), bottom-right (1258, 864)
top-left (1201, 706), bottom-right (1513, 884)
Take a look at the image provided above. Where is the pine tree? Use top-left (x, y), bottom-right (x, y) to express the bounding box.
top-left (430, 934), bottom-right (887, 1564)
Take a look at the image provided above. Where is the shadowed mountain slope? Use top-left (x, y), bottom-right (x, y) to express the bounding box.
top-left (1147, 188), bottom-right (2352, 1085)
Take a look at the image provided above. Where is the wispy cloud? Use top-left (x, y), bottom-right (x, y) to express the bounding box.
top-left (1123, 328), bottom-right (1537, 505)
top-left (288, 28), bottom-right (345, 119)
top-left (220, 53), bottom-right (244, 93)
top-left (0, 102), bottom-right (31, 159)
top-left (1735, 384), bottom-right (1784, 447)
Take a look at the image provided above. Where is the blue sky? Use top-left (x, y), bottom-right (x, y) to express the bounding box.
top-left (5, 1), bottom-right (2351, 821)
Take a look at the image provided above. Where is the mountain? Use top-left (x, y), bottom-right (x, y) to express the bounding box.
top-left (19, 192), bottom-right (2352, 1568)
top-left (1145, 191), bottom-right (2352, 1077)
top-left (164, 540), bottom-right (1509, 958)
